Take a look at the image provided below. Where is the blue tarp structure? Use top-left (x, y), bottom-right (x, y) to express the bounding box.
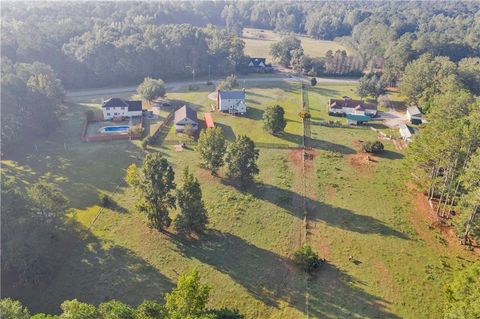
top-left (346, 114), bottom-right (371, 122)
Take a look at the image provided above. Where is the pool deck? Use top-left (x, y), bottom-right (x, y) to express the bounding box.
top-left (85, 117), bottom-right (142, 140)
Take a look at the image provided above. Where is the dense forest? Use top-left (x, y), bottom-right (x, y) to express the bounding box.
top-left (2, 1), bottom-right (479, 89)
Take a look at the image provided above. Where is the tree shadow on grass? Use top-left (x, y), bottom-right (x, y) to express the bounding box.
top-left (377, 149), bottom-right (404, 160)
top-left (4, 219), bottom-right (173, 315)
top-left (310, 87), bottom-right (341, 97)
top-left (309, 263), bottom-right (401, 319)
top-left (235, 183), bottom-right (409, 240)
top-left (214, 122), bottom-right (236, 142)
top-left (171, 229), bottom-right (304, 309)
top-left (246, 106), bottom-right (264, 121)
top-left (172, 230), bottom-right (400, 318)
top-left (306, 136), bottom-right (356, 155)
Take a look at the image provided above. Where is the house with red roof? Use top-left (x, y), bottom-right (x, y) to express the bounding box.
top-left (328, 96), bottom-right (377, 117)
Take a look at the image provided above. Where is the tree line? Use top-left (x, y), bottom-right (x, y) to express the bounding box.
top-left (269, 36), bottom-right (363, 76)
top-left (1, 60), bottom-right (65, 155)
top-left (403, 58), bottom-right (480, 245)
top-left (0, 269), bottom-right (244, 319)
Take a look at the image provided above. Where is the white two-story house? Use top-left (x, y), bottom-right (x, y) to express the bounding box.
top-left (217, 90), bottom-right (247, 115)
top-left (102, 98), bottom-right (143, 120)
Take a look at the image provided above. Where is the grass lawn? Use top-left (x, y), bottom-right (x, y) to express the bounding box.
top-left (1, 81), bottom-right (477, 318)
top-left (242, 28), bottom-right (349, 64)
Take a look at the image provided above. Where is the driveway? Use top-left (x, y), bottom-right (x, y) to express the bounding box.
top-left (376, 94), bottom-right (408, 128)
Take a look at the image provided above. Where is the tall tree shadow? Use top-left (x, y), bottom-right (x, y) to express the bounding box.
top-left (309, 263), bottom-right (401, 318)
top-left (233, 183), bottom-right (409, 240)
top-left (172, 230), bottom-right (400, 318)
top-left (172, 230), bottom-right (304, 309)
top-left (11, 220), bottom-right (174, 314)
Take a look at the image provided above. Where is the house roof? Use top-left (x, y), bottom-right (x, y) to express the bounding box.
top-left (399, 124), bottom-right (412, 138)
top-left (204, 113), bottom-right (214, 128)
top-left (102, 98), bottom-right (142, 111)
top-left (407, 106), bottom-right (422, 117)
top-left (329, 97), bottom-right (377, 110)
top-left (219, 90), bottom-right (245, 100)
top-left (175, 105), bottom-right (197, 124)
top-left (354, 105), bottom-right (365, 111)
top-left (126, 100), bottom-right (142, 111)
top-left (248, 58), bottom-right (271, 67)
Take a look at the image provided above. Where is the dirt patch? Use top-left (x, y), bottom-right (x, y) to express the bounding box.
top-left (324, 185), bottom-right (337, 201)
top-left (408, 183), bottom-right (479, 256)
top-left (288, 148), bottom-right (316, 175)
top-left (346, 151), bottom-right (378, 171)
top-left (373, 261), bottom-right (399, 301)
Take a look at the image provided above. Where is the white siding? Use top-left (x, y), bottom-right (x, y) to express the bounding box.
top-left (103, 107), bottom-right (141, 120)
top-left (219, 97), bottom-right (247, 114)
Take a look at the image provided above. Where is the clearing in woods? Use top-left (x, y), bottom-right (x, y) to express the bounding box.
top-left (1, 80), bottom-right (477, 318)
top-left (242, 27), bottom-right (350, 63)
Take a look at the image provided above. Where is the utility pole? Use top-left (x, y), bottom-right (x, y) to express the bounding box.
top-left (208, 64), bottom-right (211, 81)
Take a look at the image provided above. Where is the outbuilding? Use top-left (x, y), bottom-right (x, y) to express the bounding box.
top-left (174, 105), bottom-right (198, 132)
top-left (399, 124), bottom-right (414, 143)
top-left (406, 106), bottom-right (422, 125)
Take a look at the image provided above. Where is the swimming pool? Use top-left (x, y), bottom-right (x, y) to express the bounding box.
top-left (100, 125), bottom-right (130, 133)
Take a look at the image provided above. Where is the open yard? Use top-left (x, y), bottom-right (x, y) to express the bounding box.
top-left (242, 28), bottom-right (350, 63)
top-left (1, 80), bottom-right (477, 318)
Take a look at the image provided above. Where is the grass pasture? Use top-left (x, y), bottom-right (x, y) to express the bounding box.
top-left (242, 28), bottom-right (349, 63)
top-left (1, 80), bottom-right (477, 318)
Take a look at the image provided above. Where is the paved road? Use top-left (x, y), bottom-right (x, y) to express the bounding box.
top-left (65, 75), bottom-right (358, 98)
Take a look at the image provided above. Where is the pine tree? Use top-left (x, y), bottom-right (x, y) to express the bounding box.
top-left (137, 153), bottom-right (176, 231)
top-left (175, 167), bottom-right (208, 235)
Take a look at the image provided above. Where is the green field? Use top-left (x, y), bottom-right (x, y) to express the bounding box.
top-left (2, 80), bottom-right (477, 318)
top-left (242, 28), bottom-right (349, 63)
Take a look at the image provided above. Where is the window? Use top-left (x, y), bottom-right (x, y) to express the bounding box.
top-left (107, 113), bottom-right (111, 116)
top-left (106, 107), bottom-right (110, 110)
top-left (114, 113), bottom-right (118, 115)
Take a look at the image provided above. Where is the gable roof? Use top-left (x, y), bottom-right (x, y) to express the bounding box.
top-left (102, 98), bottom-right (142, 111)
top-left (248, 57), bottom-right (271, 67)
top-left (175, 105), bottom-right (197, 124)
top-left (329, 97), bottom-right (377, 110)
top-left (219, 90), bottom-right (245, 100)
top-left (126, 100), bottom-right (142, 111)
top-left (399, 124), bottom-right (412, 138)
top-left (102, 97), bottom-right (128, 108)
top-left (407, 106), bottom-right (421, 117)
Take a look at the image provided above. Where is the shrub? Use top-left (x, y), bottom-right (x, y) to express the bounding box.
top-left (293, 245), bottom-right (322, 272)
top-left (310, 77), bottom-right (317, 86)
top-left (188, 85), bottom-right (199, 91)
top-left (298, 110), bottom-right (311, 119)
top-left (361, 140), bottom-right (384, 153)
top-left (129, 126), bottom-right (144, 136)
top-left (99, 193), bottom-right (111, 207)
